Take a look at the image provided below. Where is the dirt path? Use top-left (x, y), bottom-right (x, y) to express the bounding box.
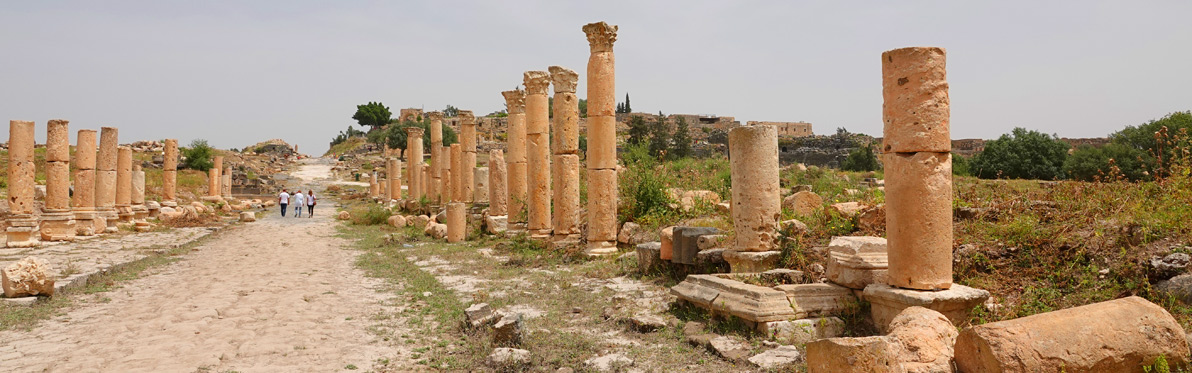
top-left (0, 159), bottom-right (412, 372)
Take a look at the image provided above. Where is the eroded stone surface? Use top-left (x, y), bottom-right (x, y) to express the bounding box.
top-left (863, 283), bottom-right (988, 332)
top-left (2, 256), bottom-right (54, 297)
top-left (826, 236), bottom-right (889, 289)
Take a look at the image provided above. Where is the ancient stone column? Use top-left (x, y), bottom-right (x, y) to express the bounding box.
top-left (222, 167), bottom-right (232, 198)
top-left (162, 139), bottom-right (178, 207)
top-left (728, 125), bottom-right (780, 253)
top-left (488, 150), bottom-right (508, 216)
top-left (370, 171), bottom-right (380, 197)
top-left (474, 167), bottom-right (489, 204)
top-left (7, 121), bottom-right (39, 247)
top-left (583, 21), bottom-right (619, 255)
top-left (208, 156), bottom-right (223, 198)
top-left (446, 202), bottom-right (466, 243)
top-left (459, 110), bottom-right (477, 203)
top-left (550, 66), bottom-right (581, 239)
top-left (502, 89), bottom-right (528, 227)
top-left (73, 129), bottom-right (101, 236)
top-left (41, 119), bottom-right (76, 241)
top-left (450, 143), bottom-right (463, 202)
top-left (406, 127), bottom-right (424, 200)
top-left (116, 146), bottom-right (134, 222)
top-left (428, 111), bottom-right (444, 203)
top-left (524, 70), bottom-right (553, 238)
top-left (132, 164), bottom-right (150, 231)
top-left (96, 127), bottom-right (119, 233)
top-left (387, 158), bottom-right (402, 201)
top-left (440, 145), bottom-right (452, 203)
top-left (882, 47), bottom-right (953, 291)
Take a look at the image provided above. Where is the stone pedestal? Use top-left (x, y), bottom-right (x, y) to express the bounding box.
top-left (428, 111), bottom-right (444, 202)
top-left (473, 167), bottom-right (489, 204)
top-left (728, 125), bottom-right (780, 252)
top-left (162, 138), bottom-right (178, 206)
top-left (446, 202), bottom-right (466, 243)
top-left (862, 283), bottom-right (989, 333)
top-left (406, 127), bottom-right (424, 201)
top-left (42, 119), bottom-right (75, 241)
top-left (8, 120), bottom-right (39, 247)
top-left (550, 66), bottom-right (581, 239)
top-left (96, 127), bottom-right (119, 233)
top-left (502, 90), bottom-right (527, 224)
top-left (488, 150), bottom-right (507, 216)
top-left (583, 22), bottom-right (618, 254)
top-left (524, 71), bottom-right (552, 237)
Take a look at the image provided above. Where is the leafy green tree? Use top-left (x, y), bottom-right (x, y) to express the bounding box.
top-left (1064, 143), bottom-right (1148, 181)
top-left (623, 93), bottom-right (631, 113)
top-left (648, 113), bottom-right (671, 158)
top-left (381, 119), bottom-right (457, 157)
top-left (841, 145), bottom-right (881, 172)
top-left (672, 116), bottom-right (692, 158)
top-left (578, 99), bottom-right (588, 118)
top-left (626, 115), bottom-right (649, 146)
top-left (181, 139), bottom-right (215, 171)
top-left (952, 153), bottom-right (972, 176)
top-left (444, 105), bottom-right (459, 118)
top-left (351, 101), bottom-right (393, 130)
top-left (1065, 111), bottom-right (1192, 181)
top-left (971, 127), bottom-right (1069, 180)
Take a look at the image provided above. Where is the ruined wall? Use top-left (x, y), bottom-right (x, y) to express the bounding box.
top-left (398, 108), bottom-right (423, 123)
top-left (747, 121), bottom-right (814, 138)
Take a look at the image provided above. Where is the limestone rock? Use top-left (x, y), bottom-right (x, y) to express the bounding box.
top-left (954, 296), bottom-right (1190, 373)
top-left (413, 215), bottom-right (431, 229)
top-left (857, 204), bottom-right (886, 232)
top-left (616, 221), bottom-right (648, 245)
top-left (484, 215), bottom-right (507, 234)
top-left (1157, 273), bottom-right (1192, 305)
top-left (864, 283), bottom-right (989, 332)
top-left (695, 248), bottom-right (728, 269)
top-left (387, 215), bottom-right (407, 228)
top-left (760, 268), bottom-right (805, 284)
top-left (671, 274), bottom-right (797, 322)
top-left (2, 257), bottom-right (55, 298)
top-left (825, 202), bottom-right (864, 217)
top-left (778, 283), bottom-right (857, 318)
top-left (672, 226), bottom-right (719, 265)
top-left (337, 211), bottom-right (351, 220)
top-left (748, 345), bottom-right (804, 369)
top-left (783, 191), bottom-right (822, 217)
top-left (583, 353), bottom-right (633, 372)
top-left (887, 307), bottom-right (956, 373)
top-left (826, 236), bottom-right (889, 289)
top-left (779, 219), bottom-right (809, 235)
top-left (660, 226), bottom-right (675, 260)
top-left (628, 313), bottom-right (667, 333)
top-left (807, 336), bottom-right (905, 373)
top-left (1151, 252), bottom-right (1190, 280)
top-left (239, 211), bottom-right (256, 222)
top-left (723, 250), bottom-right (781, 273)
top-left (493, 313), bottom-right (524, 346)
top-left (709, 335), bottom-right (752, 362)
top-left (465, 303), bottom-right (496, 328)
top-left (425, 223), bottom-right (448, 239)
top-left (486, 347), bottom-right (530, 368)
top-left (696, 234), bottom-right (727, 251)
top-left (635, 242), bottom-right (662, 273)
top-left (758, 317), bottom-right (845, 345)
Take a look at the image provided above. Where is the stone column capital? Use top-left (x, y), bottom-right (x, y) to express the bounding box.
top-left (502, 89), bottom-right (526, 114)
top-left (523, 70), bottom-right (552, 95)
top-left (427, 111), bottom-right (444, 121)
top-left (549, 66), bottom-right (578, 93)
top-left (458, 110), bottom-right (475, 124)
top-left (406, 127), bottom-right (424, 137)
top-left (583, 22), bottom-right (618, 53)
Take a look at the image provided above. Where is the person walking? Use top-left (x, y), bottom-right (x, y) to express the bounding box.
top-left (279, 189), bottom-right (290, 217)
top-left (306, 190), bottom-right (316, 217)
top-left (293, 190), bottom-right (305, 218)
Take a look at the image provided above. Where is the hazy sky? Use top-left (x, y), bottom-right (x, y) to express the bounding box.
top-left (3, 1), bottom-right (1190, 155)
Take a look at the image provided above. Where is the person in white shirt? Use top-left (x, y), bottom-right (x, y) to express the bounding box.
top-left (306, 190), bottom-right (316, 218)
top-left (278, 189), bottom-right (290, 217)
top-left (293, 191), bottom-right (305, 218)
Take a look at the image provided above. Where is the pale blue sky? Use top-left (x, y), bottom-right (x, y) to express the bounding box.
top-left (2, 1), bottom-right (1190, 155)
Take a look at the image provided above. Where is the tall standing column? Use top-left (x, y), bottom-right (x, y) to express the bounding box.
top-left (459, 110), bottom-right (477, 203)
top-left (73, 129), bottom-right (101, 236)
top-left (450, 144), bottom-right (463, 202)
top-left (728, 125), bottom-right (781, 253)
top-left (441, 145), bottom-right (452, 203)
top-left (549, 66), bottom-right (581, 239)
top-left (162, 139), bottom-right (178, 207)
top-left (116, 146), bottom-right (134, 222)
top-left (524, 70), bottom-right (553, 238)
top-left (41, 119), bottom-right (76, 241)
top-left (96, 127), bottom-right (119, 233)
top-left (488, 150), bottom-right (507, 216)
top-left (7, 121), bottom-right (39, 247)
top-left (132, 164), bottom-right (150, 231)
top-left (583, 21), bottom-right (619, 255)
top-left (387, 158), bottom-right (402, 201)
top-left (222, 167), bottom-right (232, 198)
top-left (882, 47), bottom-right (953, 291)
top-left (428, 111), bottom-right (444, 204)
top-left (501, 89), bottom-right (527, 229)
top-left (406, 127), bottom-right (424, 201)
top-left (474, 167), bottom-right (489, 204)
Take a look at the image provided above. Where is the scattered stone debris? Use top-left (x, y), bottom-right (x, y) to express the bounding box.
top-left (493, 313), bottom-right (525, 346)
top-left (465, 303), bottom-right (496, 328)
top-left (1151, 252), bottom-right (1190, 280)
top-left (627, 313), bottom-right (667, 333)
top-left (748, 345), bottom-right (803, 369)
top-left (2, 256), bottom-right (55, 298)
top-left (708, 336), bottom-right (752, 362)
top-left (486, 347), bottom-right (530, 368)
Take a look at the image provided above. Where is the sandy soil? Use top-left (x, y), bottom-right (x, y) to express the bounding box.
top-left (0, 159), bottom-right (413, 372)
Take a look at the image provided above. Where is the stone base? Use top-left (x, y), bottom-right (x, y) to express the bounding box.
top-left (528, 229), bottom-right (552, 241)
top-left (671, 274), bottom-right (797, 322)
top-left (485, 215), bottom-right (508, 234)
top-left (161, 200), bottom-right (178, 208)
top-left (39, 212), bottom-right (76, 242)
top-left (6, 216), bottom-right (40, 248)
top-left (134, 221), bottom-right (152, 232)
top-left (585, 240), bottom-right (617, 256)
top-left (862, 283), bottom-right (990, 332)
top-left (757, 317), bottom-right (845, 345)
top-left (132, 205), bottom-right (149, 221)
top-left (776, 283), bottom-right (857, 318)
top-left (100, 210), bottom-right (119, 233)
top-left (723, 250), bottom-right (782, 273)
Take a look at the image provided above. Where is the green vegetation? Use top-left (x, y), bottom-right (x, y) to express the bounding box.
top-left (330, 125), bottom-right (366, 148)
top-left (351, 101), bottom-right (393, 130)
top-left (1067, 111), bottom-right (1192, 181)
top-left (180, 139), bottom-right (215, 171)
top-left (672, 116), bottom-right (693, 159)
top-left (971, 127), bottom-right (1069, 180)
top-left (841, 144), bottom-right (881, 172)
top-left (616, 93), bottom-right (632, 114)
top-left (648, 113), bottom-right (671, 158)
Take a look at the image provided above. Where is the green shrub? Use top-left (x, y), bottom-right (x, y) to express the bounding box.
top-left (971, 128), bottom-right (1069, 180)
top-left (841, 145), bottom-right (881, 172)
top-left (952, 153), bottom-right (972, 176)
top-left (352, 205), bottom-right (391, 225)
top-left (180, 139), bottom-right (214, 171)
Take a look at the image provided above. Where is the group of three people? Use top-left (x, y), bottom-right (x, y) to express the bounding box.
top-left (278, 189), bottom-right (316, 217)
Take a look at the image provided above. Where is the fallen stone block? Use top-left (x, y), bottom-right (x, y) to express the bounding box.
top-left (387, 214), bottom-right (406, 228)
top-left (635, 242), bottom-right (662, 273)
top-left (628, 313), bottom-right (668, 333)
top-left (673, 226), bottom-right (718, 265)
top-left (2, 257), bottom-right (55, 298)
top-left (826, 236), bottom-right (889, 289)
top-left (856, 204), bottom-right (886, 232)
top-left (492, 313), bottom-right (524, 346)
top-left (672, 274), bottom-right (797, 322)
top-left (486, 347), bottom-right (530, 368)
top-left (709, 335), bottom-right (752, 362)
top-left (954, 296), bottom-right (1190, 373)
top-left (723, 250), bottom-right (781, 273)
top-left (783, 191), bottom-right (822, 217)
top-left (617, 221), bottom-right (646, 244)
top-left (748, 345), bottom-right (804, 369)
top-left (887, 307), bottom-right (956, 373)
top-left (484, 215), bottom-right (507, 234)
top-left (757, 317), bottom-right (845, 345)
top-left (465, 303), bottom-right (495, 328)
top-left (696, 234), bottom-right (727, 251)
top-left (413, 215), bottom-right (431, 229)
top-left (425, 223), bottom-right (448, 239)
top-left (660, 226), bottom-right (675, 261)
top-left (825, 202), bottom-right (864, 217)
top-left (863, 283), bottom-right (989, 332)
top-left (239, 211), bottom-right (256, 222)
top-left (806, 336), bottom-right (904, 373)
top-left (779, 218), bottom-right (809, 235)
top-left (336, 211), bottom-right (351, 220)
top-left (778, 283), bottom-right (857, 319)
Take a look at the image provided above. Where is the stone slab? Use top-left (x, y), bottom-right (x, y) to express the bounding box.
top-left (862, 283), bottom-right (989, 332)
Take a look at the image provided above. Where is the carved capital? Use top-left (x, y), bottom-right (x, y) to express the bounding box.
top-left (548, 66), bottom-right (578, 93)
top-left (457, 110), bottom-right (475, 124)
top-left (523, 70), bottom-right (551, 96)
top-left (501, 89), bottom-right (526, 114)
top-left (406, 127), bottom-right (424, 136)
top-left (426, 111), bottom-right (444, 122)
top-left (583, 22), bottom-right (618, 53)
